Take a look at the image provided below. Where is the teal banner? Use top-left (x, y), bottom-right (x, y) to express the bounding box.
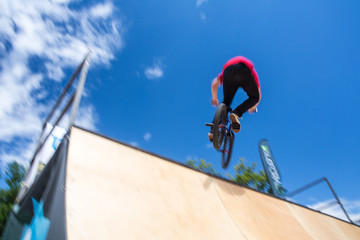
top-left (258, 139), bottom-right (285, 197)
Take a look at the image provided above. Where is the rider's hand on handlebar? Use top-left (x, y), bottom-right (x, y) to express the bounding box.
top-left (211, 98), bottom-right (219, 107)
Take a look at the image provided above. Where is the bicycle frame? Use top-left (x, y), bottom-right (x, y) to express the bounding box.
top-left (220, 106), bottom-right (232, 134)
top-left (206, 104), bottom-right (234, 169)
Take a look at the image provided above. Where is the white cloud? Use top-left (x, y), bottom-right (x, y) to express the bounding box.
top-left (130, 142), bottom-right (139, 147)
top-left (75, 105), bottom-right (98, 131)
top-left (196, 1), bottom-right (208, 23)
top-left (308, 198), bottom-right (360, 223)
top-left (145, 66), bottom-right (163, 79)
top-left (144, 132), bottom-right (152, 142)
top-left (186, 155), bottom-right (199, 162)
top-left (0, 42), bottom-right (6, 52)
top-left (0, 140), bottom-right (36, 168)
top-left (144, 59), bottom-right (164, 80)
top-left (0, 0), bottom-right (125, 169)
top-left (45, 63), bottom-right (65, 82)
top-left (90, 2), bottom-right (113, 19)
top-left (199, 12), bottom-right (207, 22)
top-left (196, 0), bottom-right (208, 7)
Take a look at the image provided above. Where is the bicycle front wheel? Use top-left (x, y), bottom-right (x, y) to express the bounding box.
top-left (221, 131), bottom-right (234, 169)
top-left (213, 103), bottom-right (227, 150)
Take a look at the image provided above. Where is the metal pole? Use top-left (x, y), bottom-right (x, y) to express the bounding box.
top-left (323, 178), bottom-right (354, 224)
top-left (30, 56), bottom-right (87, 166)
top-left (285, 177), bottom-right (325, 198)
top-left (43, 58), bottom-right (86, 125)
top-left (69, 51), bottom-right (92, 126)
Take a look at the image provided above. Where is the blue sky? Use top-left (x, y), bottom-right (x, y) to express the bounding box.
top-left (0, 0), bottom-right (359, 222)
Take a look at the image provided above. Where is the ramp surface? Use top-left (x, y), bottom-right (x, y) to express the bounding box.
top-left (65, 127), bottom-right (360, 239)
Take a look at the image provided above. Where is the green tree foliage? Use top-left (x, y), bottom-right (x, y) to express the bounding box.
top-left (185, 159), bottom-right (221, 177)
top-left (227, 158), bottom-right (272, 194)
top-left (0, 161), bottom-right (26, 235)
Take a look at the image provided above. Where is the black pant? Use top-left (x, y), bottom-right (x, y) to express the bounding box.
top-left (222, 63), bottom-right (259, 117)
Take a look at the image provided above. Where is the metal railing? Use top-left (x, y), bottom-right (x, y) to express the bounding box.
top-left (285, 177), bottom-right (354, 224)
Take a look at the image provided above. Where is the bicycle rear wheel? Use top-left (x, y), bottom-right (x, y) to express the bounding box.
top-left (213, 103), bottom-right (227, 150)
top-left (221, 131), bottom-right (234, 169)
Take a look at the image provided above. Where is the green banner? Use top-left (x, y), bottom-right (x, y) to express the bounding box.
top-left (258, 139), bottom-right (285, 197)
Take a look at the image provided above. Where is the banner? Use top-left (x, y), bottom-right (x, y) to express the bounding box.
top-left (2, 136), bottom-right (69, 240)
top-left (21, 123), bottom-right (67, 191)
top-left (258, 139), bottom-right (285, 197)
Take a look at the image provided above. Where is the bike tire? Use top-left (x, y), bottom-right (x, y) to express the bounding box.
top-left (221, 131), bottom-right (234, 169)
top-left (213, 103), bottom-right (227, 150)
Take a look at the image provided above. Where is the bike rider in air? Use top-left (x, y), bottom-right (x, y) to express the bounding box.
top-left (209, 56), bottom-right (261, 141)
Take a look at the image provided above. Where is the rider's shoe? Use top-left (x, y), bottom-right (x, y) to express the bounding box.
top-left (208, 126), bottom-right (214, 142)
top-left (208, 132), bottom-right (213, 142)
top-left (230, 113), bottom-right (241, 133)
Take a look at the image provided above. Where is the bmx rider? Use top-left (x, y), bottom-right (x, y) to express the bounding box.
top-left (209, 56), bottom-right (261, 141)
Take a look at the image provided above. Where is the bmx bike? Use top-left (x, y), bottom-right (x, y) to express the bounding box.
top-left (206, 103), bottom-right (235, 169)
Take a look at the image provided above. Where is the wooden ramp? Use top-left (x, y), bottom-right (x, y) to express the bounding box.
top-left (65, 127), bottom-right (360, 239)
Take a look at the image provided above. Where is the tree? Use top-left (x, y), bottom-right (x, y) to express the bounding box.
top-left (185, 159), bottom-right (222, 177)
top-left (0, 161), bottom-right (26, 235)
top-left (227, 158), bottom-right (272, 194)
